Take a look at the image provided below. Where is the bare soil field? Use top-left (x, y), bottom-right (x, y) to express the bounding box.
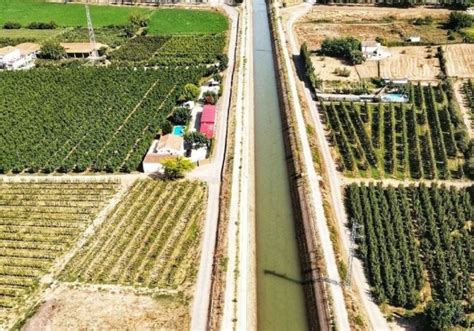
top-left (295, 6), bottom-right (456, 49)
top-left (378, 46), bottom-right (441, 80)
top-left (23, 285), bottom-right (189, 330)
top-left (442, 44), bottom-right (474, 78)
top-left (314, 46), bottom-right (440, 82)
top-left (312, 55), bottom-right (359, 81)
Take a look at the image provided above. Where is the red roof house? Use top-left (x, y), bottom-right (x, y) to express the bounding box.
top-left (200, 105), bottom-right (217, 139)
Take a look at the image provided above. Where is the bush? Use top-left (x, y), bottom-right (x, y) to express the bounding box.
top-left (425, 301), bottom-right (464, 330)
top-left (129, 13), bottom-right (149, 28)
top-left (27, 21), bottom-right (57, 30)
top-left (203, 91), bottom-right (218, 105)
top-left (39, 41), bottom-right (65, 60)
top-left (185, 132), bottom-right (209, 148)
top-left (320, 37), bottom-right (363, 65)
top-left (446, 12), bottom-right (472, 31)
top-left (412, 16), bottom-right (433, 26)
top-left (170, 107), bottom-right (191, 125)
top-left (217, 53), bottom-right (228, 71)
top-left (334, 67), bottom-right (351, 77)
top-left (3, 22), bottom-right (21, 29)
top-left (180, 83), bottom-right (200, 102)
top-left (162, 157), bottom-right (195, 179)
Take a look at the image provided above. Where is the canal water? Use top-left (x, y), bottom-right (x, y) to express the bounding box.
top-left (253, 0), bottom-right (309, 330)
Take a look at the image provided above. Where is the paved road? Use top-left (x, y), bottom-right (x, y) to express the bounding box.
top-left (284, 4), bottom-right (390, 330)
top-left (189, 4), bottom-right (240, 331)
top-left (273, 3), bottom-right (351, 330)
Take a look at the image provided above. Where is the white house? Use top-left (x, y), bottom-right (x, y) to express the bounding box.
top-left (142, 135), bottom-right (184, 173)
top-left (0, 46), bottom-right (21, 69)
top-left (361, 41), bottom-right (391, 60)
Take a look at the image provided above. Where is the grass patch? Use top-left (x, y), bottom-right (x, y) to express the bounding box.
top-left (147, 9), bottom-right (228, 35)
top-left (0, 0), bottom-right (151, 27)
top-left (0, 28), bottom-right (66, 41)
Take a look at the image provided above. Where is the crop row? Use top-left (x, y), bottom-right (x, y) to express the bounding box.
top-left (0, 67), bottom-right (208, 173)
top-left (0, 181), bottom-right (118, 324)
top-left (62, 179), bottom-right (206, 290)
top-left (345, 183), bottom-right (472, 311)
top-left (110, 33), bottom-right (226, 66)
top-left (321, 83), bottom-right (469, 179)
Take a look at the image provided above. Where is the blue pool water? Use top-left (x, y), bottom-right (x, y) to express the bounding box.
top-left (382, 93), bottom-right (409, 103)
top-left (172, 125), bottom-right (185, 137)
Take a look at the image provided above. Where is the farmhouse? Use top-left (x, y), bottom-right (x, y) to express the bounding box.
top-left (0, 46), bottom-right (20, 69)
top-left (361, 41), bottom-right (391, 60)
top-left (407, 36), bottom-right (421, 43)
top-left (0, 43), bottom-right (40, 70)
top-left (60, 42), bottom-right (107, 58)
top-left (200, 105), bottom-right (217, 139)
top-left (142, 135), bottom-right (184, 173)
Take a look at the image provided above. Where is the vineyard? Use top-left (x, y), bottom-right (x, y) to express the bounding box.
top-left (110, 33), bottom-right (226, 66)
top-left (345, 183), bottom-right (472, 318)
top-left (61, 179), bottom-right (206, 291)
top-left (0, 66), bottom-right (208, 173)
top-left (0, 179), bottom-right (119, 326)
top-left (321, 82), bottom-right (470, 179)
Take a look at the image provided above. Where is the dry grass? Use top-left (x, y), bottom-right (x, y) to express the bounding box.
top-left (295, 5), bottom-right (456, 49)
top-left (23, 285), bottom-right (189, 330)
top-left (442, 44), bottom-right (474, 78)
top-left (312, 56), bottom-right (359, 82)
top-left (378, 46), bottom-right (441, 81)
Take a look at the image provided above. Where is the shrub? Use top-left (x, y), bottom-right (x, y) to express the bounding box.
top-left (334, 67), bottom-right (351, 77)
top-left (170, 107), bottom-right (191, 125)
top-left (203, 91), bottom-right (218, 105)
top-left (39, 41), bottom-right (65, 60)
top-left (27, 21), bottom-right (57, 30)
top-left (446, 12), bottom-right (472, 31)
top-left (180, 83), bottom-right (200, 102)
top-left (412, 16), bottom-right (433, 26)
top-left (185, 132), bottom-right (209, 148)
top-left (320, 37), bottom-right (363, 64)
top-left (162, 157), bottom-right (195, 179)
top-left (3, 22), bottom-right (21, 29)
top-left (425, 301), bottom-right (464, 330)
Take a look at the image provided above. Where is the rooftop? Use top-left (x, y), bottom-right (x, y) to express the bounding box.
top-left (15, 42), bottom-right (41, 55)
top-left (60, 42), bottom-right (107, 54)
top-left (201, 105), bottom-right (217, 123)
top-left (361, 41), bottom-right (379, 48)
top-left (0, 46), bottom-right (17, 56)
top-left (156, 134), bottom-right (183, 152)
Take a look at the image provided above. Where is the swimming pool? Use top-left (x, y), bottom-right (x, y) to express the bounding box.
top-left (381, 93), bottom-right (409, 103)
top-left (172, 125), bottom-right (185, 137)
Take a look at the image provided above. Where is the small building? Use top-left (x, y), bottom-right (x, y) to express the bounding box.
top-left (361, 41), bottom-right (391, 61)
top-left (407, 36), bottom-right (421, 43)
top-left (200, 105), bottom-right (217, 139)
top-left (142, 134), bottom-right (184, 173)
top-left (0, 46), bottom-right (21, 69)
top-left (60, 42), bottom-right (106, 58)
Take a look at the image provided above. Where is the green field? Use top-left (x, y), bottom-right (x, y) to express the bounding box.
top-left (0, 0), bottom-right (151, 27)
top-left (147, 9), bottom-right (228, 35)
top-left (0, 1), bottom-right (227, 35)
top-left (0, 28), bottom-right (65, 41)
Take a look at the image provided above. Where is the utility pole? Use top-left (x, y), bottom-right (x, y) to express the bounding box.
top-left (85, 5), bottom-right (99, 59)
top-left (346, 221), bottom-right (363, 289)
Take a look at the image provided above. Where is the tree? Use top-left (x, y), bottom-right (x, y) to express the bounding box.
top-left (170, 107), bottom-right (191, 125)
top-left (162, 157), bottom-right (195, 179)
top-left (446, 12), bottom-right (472, 31)
top-left (217, 54), bottom-right (228, 71)
top-left (320, 37), bottom-right (363, 64)
top-left (39, 41), bottom-right (65, 60)
top-left (129, 13), bottom-right (149, 27)
top-left (203, 91), bottom-right (218, 105)
top-left (425, 301), bottom-right (464, 330)
top-left (185, 132), bottom-right (209, 148)
top-left (180, 83), bottom-right (200, 102)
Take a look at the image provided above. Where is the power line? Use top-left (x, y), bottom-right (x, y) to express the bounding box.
top-left (85, 5), bottom-right (99, 59)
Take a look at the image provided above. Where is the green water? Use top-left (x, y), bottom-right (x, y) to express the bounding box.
top-left (253, 0), bottom-right (309, 330)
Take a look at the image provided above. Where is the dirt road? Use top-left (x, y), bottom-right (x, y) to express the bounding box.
top-left (285, 4), bottom-right (389, 330)
top-left (189, 4), bottom-right (240, 331)
top-left (276, 3), bottom-right (350, 330)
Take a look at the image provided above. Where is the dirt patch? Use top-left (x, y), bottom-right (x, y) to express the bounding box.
top-left (312, 56), bottom-right (359, 82)
top-left (295, 6), bottom-right (456, 50)
top-left (23, 285), bottom-right (189, 330)
top-left (442, 44), bottom-right (474, 78)
top-left (378, 46), bottom-right (441, 80)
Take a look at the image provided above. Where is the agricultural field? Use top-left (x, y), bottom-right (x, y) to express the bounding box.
top-left (0, 66), bottom-right (208, 173)
top-left (0, 179), bottom-right (119, 327)
top-left (61, 179), bottom-right (206, 291)
top-left (147, 8), bottom-right (228, 35)
top-left (110, 33), bottom-right (226, 65)
top-left (0, 0), bottom-right (151, 27)
top-left (345, 183), bottom-right (472, 326)
top-left (320, 82), bottom-right (470, 179)
top-left (295, 6), bottom-right (458, 50)
top-left (442, 44), bottom-right (474, 78)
